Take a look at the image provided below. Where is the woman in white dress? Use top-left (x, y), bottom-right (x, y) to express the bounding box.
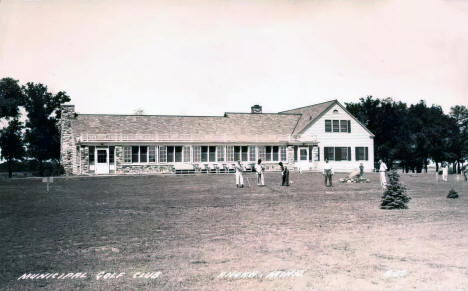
top-left (379, 160), bottom-right (388, 189)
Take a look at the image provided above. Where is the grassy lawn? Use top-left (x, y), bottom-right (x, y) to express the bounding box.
top-left (1, 172), bottom-right (468, 290)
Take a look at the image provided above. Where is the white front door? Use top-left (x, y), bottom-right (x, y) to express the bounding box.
top-left (296, 147), bottom-right (311, 171)
top-left (95, 148), bottom-right (109, 174)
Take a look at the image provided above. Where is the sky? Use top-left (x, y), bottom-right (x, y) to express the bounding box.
top-left (1, 0), bottom-right (467, 116)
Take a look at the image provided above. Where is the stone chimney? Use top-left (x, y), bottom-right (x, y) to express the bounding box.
top-left (60, 105), bottom-right (76, 175)
top-left (251, 104), bottom-right (262, 114)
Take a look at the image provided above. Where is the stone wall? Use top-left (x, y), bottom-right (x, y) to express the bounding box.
top-left (115, 146), bottom-right (124, 174)
top-left (121, 164), bottom-right (174, 174)
top-left (60, 105), bottom-right (77, 175)
top-left (80, 146), bottom-right (89, 174)
top-left (78, 143), bottom-right (298, 175)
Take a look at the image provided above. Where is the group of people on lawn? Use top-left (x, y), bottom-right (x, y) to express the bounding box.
top-left (235, 159), bottom-right (289, 188)
top-left (235, 158), bottom-right (336, 188)
top-left (234, 158), bottom-right (468, 189)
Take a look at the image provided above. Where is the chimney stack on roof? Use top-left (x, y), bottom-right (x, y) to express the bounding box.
top-left (251, 104), bottom-right (262, 114)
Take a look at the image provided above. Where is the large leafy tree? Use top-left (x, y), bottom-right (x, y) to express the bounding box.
top-left (346, 96), bottom-right (410, 169)
top-left (0, 77), bottom-right (23, 118)
top-left (407, 102), bottom-right (455, 172)
top-left (346, 97), bottom-right (461, 173)
top-left (0, 77), bottom-right (25, 176)
top-left (22, 82), bottom-right (70, 175)
top-left (0, 119), bottom-right (25, 177)
top-left (449, 105), bottom-right (468, 172)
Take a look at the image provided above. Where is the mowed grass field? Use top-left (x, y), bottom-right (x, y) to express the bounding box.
top-left (1, 172), bottom-right (468, 290)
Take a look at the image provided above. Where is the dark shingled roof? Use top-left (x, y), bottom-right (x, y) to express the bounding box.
top-left (280, 100), bottom-right (337, 134)
top-left (71, 100), bottom-right (350, 143)
top-left (73, 112), bottom-right (302, 143)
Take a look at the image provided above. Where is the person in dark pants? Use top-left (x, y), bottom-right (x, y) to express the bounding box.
top-left (323, 159), bottom-right (333, 187)
top-left (279, 162), bottom-right (289, 186)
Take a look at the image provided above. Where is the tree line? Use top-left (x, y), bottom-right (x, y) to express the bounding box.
top-left (0, 77), bottom-right (70, 177)
top-left (346, 96), bottom-right (468, 173)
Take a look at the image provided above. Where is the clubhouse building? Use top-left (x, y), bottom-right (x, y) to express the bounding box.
top-left (60, 100), bottom-right (374, 175)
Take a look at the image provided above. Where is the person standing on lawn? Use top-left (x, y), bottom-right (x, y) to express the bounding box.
top-left (359, 163), bottom-right (364, 177)
top-left (323, 159), bottom-right (333, 187)
top-left (379, 160), bottom-right (388, 189)
top-left (235, 160), bottom-right (245, 188)
top-left (442, 162), bottom-right (448, 182)
top-left (279, 162), bottom-right (289, 186)
top-left (255, 159), bottom-right (265, 186)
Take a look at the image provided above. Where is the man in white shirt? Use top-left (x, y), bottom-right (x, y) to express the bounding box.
top-left (323, 159), bottom-right (334, 187)
top-left (379, 160), bottom-right (388, 189)
top-left (235, 160), bottom-right (245, 188)
top-left (255, 159), bottom-right (265, 186)
top-left (442, 162), bottom-right (448, 182)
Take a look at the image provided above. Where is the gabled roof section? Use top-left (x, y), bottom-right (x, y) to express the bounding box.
top-left (280, 100), bottom-right (337, 134)
top-left (281, 99), bottom-right (374, 137)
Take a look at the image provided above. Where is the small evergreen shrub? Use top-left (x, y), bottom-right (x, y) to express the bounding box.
top-left (381, 170), bottom-right (411, 209)
top-left (447, 189), bottom-right (459, 199)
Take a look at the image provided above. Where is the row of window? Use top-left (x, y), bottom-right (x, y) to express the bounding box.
top-left (324, 146), bottom-right (369, 161)
top-left (87, 145), bottom-right (369, 164)
top-left (123, 145), bottom-right (288, 164)
top-left (325, 120), bottom-right (351, 133)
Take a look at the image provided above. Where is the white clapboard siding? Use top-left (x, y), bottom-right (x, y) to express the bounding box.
top-left (299, 103), bottom-right (375, 172)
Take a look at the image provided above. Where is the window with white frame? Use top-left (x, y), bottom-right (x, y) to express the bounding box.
top-left (249, 146), bottom-right (256, 161)
top-left (123, 146), bottom-right (158, 163)
top-left (233, 146), bottom-right (248, 161)
top-left (183, 146), bottom-right (191, 162)
top-left (175, 146), bottom-right (183, 162)
top-left (355, 147), bottom-right (368, 161)
top-left (167, 146), bottom-right (174, 162)
top-left (193, 146), bottom-right (201, 162)
top-left (264, 146), bottom-right (280, 161)
top-left (258, 146), bottom-right (265, 161)
top-left (149, 146), bottom-right (156, 163)
top-left (226, 146), bottom-right (234, 161)
top-left (159, 146), bottom-right (167, 163)
top-left (324, 147), bottom-right (334, 161)
top-left (280, 146), bottom-right (287, 161)
top-left (209, 146), bottom-right (216, 162)
top-left (131, 146), bottom-right (139, 163)
top-left (324, 147), bottom-right (351, 161)
top-left (241, 146), bottom-right (248, 161)
top-left (325, 119), bottom-right (351, 133)
top-left (325, 120), bottom-right (332, 132)
top-left (140, 146), bottom-right (148, 163)
top-left (165, 146), bottom-right (183, 163)
top-left (200, 146), bottom-right (216, 162)
top-left (124, 146), bottom-right (131, 163)
top-left (216, 146), bottom-right (225, 162)
top-left (340, 120), bottom-right (348, 132)
top-left (332, 120), bottom-right (340, 132)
